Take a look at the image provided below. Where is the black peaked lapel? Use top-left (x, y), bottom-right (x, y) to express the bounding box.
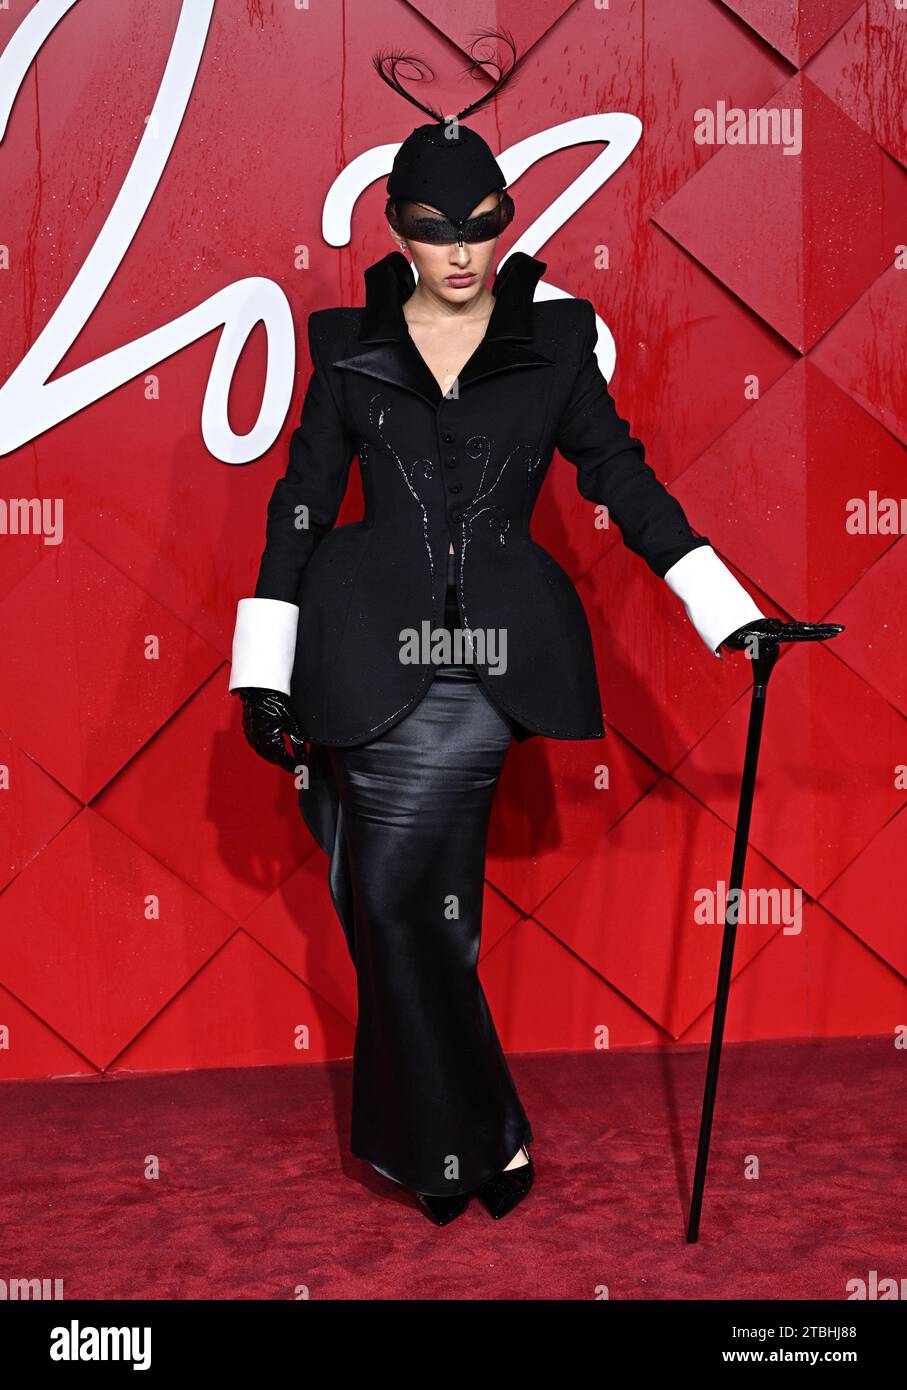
top-left (332, 250), bottom-right (554, 407)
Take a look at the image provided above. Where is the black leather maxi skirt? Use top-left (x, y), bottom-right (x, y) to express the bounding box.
top-left (322, 553), bottom-right (533, 1196)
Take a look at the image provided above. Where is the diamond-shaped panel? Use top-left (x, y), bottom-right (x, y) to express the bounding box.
top-left (111, 931), bottom-right (355, 1072)
top-left (0, 810), bottom-right (236, 1068)
top-left (823, 539), bottom-right (907, 721)
top-left (480, 915), bottom-right (667, 1052)
top-left (809, 262), bottom-right (907, 447)
top-left (721, 0), bottom-right (862, 67)
top-left (655, 74), bottom-right (907, 351)
top-left (679, 911), bottom-right (811, 1043)
top-left (534, 779), bottom-right (787, 1038)
top-left (672, 644), bottom-right (907, 898)
top-left (0, 537), bottom-right (222, 803)
top-left (242, 855), bottom-right (360, 1026)
top-left (94, 677), bottom-right (316, 924)
top-left (807, 2), bottom-right (907, 169)
top-left (487, 721), bottom-right (660, 919)
top-left (0, 729), bottom-right (79, 893)
top-left (802, 898), bottom-right (907, 1035)
top-left (578, 543), bottom-right (781, 773)
top-left (820, 808), bottom-right (907, 981)
top-left (671, 359), bottom-right (907, 618)
top-left (0, 982), bottom-right (97, 1081)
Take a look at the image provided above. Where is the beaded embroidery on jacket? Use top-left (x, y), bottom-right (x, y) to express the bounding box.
top-left (367, 391), bottom-right (542, 644)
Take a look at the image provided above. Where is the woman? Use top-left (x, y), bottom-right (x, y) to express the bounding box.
top-left (227, 39), bottom-right (815, 1227)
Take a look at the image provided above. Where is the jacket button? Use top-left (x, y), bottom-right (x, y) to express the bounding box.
top-left (442, 432), bottom-right (454, 443)
top-left (450, 508), bottom-right (462, 521)
top-left (447, 483), bottom-right (462, 494)
top-left (445, 457), bottom-right (458, 468)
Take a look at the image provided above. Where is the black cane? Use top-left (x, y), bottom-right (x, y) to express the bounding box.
top-left (685, 619), bottom-right (843, 1243)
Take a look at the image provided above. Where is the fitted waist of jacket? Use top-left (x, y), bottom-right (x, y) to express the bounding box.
top-left (350, 509), bottom-right (533, 538)
top-left (441, 550), bottom-right (461, 640)
top-left (435, 550), bottom-right (478, 679)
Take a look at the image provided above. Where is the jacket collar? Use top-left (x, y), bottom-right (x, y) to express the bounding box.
top-left (333, 250), bottom-right (554, 406)
top-left (359, 249), bottom-right (547, 344)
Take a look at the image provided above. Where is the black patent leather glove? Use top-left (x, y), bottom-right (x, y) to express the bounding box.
top-left (720, 617), bottom-right (844, 654)
top-left (236, 687), bottom-right (307, 773)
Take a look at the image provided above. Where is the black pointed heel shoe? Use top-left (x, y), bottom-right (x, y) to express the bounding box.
top-left (415, 1190), bottom-right (470, 1226)
top-left (474, 1146), bottom-right (534, 1219)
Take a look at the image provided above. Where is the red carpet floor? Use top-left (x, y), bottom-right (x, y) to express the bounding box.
top-left (1, 1037), bottom-right (901, 1300)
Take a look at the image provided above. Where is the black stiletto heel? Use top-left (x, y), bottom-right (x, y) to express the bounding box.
top-left (474, 1145), bottom-right (534, 1219)
top-left (415, 1190), bottom-right (470, 1226)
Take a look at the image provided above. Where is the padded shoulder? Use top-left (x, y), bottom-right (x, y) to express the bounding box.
top-left (534, 296), bottom-right (596, 360)
top-left (306, 306), bottom-right (364, 360)
top-left (308, 305), bottom-right (362, 329)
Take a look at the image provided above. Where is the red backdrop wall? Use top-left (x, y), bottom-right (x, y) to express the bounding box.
top-left (0, 0), bottom-right (904, 1081)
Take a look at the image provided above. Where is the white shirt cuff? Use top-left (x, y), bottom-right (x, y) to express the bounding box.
top-left (228, 597), bottom-right (299, 694)
top-left (663, 545), bottom-right (765, 658)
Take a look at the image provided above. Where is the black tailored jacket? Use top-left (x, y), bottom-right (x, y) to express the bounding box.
top-left (252, 250), bottom-right (713, 746)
